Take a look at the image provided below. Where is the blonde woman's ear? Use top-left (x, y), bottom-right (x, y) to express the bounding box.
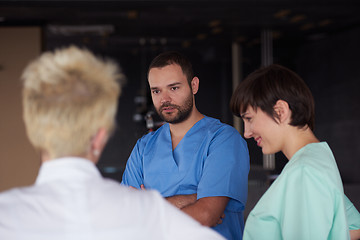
top-left (90, 127), bottom-right (108, 162)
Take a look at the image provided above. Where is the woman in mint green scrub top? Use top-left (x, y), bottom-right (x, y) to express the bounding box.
top-left (230, 64), bottom-right (360, 240)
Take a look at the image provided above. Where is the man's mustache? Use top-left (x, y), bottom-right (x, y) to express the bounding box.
top-left (159, 103), bottom-right (179, 111)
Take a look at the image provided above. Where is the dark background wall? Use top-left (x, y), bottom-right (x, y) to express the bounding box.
top-left (1, 0), bottom-right (359, 212)
top-left (297, 27), bottom-right (360, 184)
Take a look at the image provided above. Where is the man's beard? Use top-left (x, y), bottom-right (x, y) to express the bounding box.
top-left (157, 94), bottom-right (193, 124)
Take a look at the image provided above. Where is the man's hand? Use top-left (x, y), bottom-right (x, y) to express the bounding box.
top-left (217, 213), bottom-right (225, 225)
top-left (129, 184), bottom-right (146, 190)
top-left (350, 229), bottom-right (360, 240)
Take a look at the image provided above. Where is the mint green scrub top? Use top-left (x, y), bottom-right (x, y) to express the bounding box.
top-left (244, 142), bottom-right (360, 240)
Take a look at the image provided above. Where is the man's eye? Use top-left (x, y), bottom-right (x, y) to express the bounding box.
top-left (152, 90), bottom-right (160, 94)
top-left (170, 87), bottom-right (179, 91)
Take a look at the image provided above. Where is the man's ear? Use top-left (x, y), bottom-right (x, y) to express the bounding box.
top-left (274, 100), bottom-right (291, 124)
top-left (191, 77), bottom-right (199, 95)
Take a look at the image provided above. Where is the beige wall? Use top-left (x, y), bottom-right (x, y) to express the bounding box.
top-left (0, 27), bottom-right (41, 191)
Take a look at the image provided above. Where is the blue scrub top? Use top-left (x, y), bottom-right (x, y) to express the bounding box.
top-left (122, 116), bottom-right (250, 240)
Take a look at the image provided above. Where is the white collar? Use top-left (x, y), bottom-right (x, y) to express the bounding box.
top-left (36, 157), bottom-right (102, 185)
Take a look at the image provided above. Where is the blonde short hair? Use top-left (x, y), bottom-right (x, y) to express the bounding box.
top-left (22, 46), bottom-right (124, 159)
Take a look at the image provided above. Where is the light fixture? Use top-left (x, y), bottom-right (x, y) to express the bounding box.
top-left (47, 25), bottom-right (115, 36)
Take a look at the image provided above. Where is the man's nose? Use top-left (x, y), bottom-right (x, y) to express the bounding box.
top-left (160, 92), bottom-right (171, 104)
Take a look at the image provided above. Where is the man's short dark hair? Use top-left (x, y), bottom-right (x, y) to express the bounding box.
top-left (230, 64), bottom-right (315, 130)
top-left (148, 51), bottom-right (194, 85)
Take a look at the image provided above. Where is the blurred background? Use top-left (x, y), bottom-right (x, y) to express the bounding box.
top-left (1, 0), bottom-right (360, 218)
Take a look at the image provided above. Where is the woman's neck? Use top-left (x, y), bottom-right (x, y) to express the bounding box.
top-left (282, 126), bottom-right (319, 160)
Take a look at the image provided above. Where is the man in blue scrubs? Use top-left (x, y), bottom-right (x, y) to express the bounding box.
top-left (122, 51), bottom-right (250, 240)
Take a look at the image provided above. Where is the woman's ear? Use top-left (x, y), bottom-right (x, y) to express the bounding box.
top-left (274, 100), bottom-right (291, 124)
top-left (89, 127), bottom-right (109, 162)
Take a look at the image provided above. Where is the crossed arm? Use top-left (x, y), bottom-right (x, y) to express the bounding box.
top-left (166, 193), bottom-right (229, 227)
top-left (136, 184), bottom-right (228, 227)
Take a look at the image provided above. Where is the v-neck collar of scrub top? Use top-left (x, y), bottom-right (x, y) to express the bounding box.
top-left (162, 115), bottom-right (207, 169)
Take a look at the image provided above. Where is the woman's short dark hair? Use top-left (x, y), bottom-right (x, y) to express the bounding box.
top-left (230, 64), bottom-right (315, 131)
top-left (148, 51), bottom-right (194, 85)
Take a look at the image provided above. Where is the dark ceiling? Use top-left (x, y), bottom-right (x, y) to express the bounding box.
top-left (1, 0), bottom-right (360, 49)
